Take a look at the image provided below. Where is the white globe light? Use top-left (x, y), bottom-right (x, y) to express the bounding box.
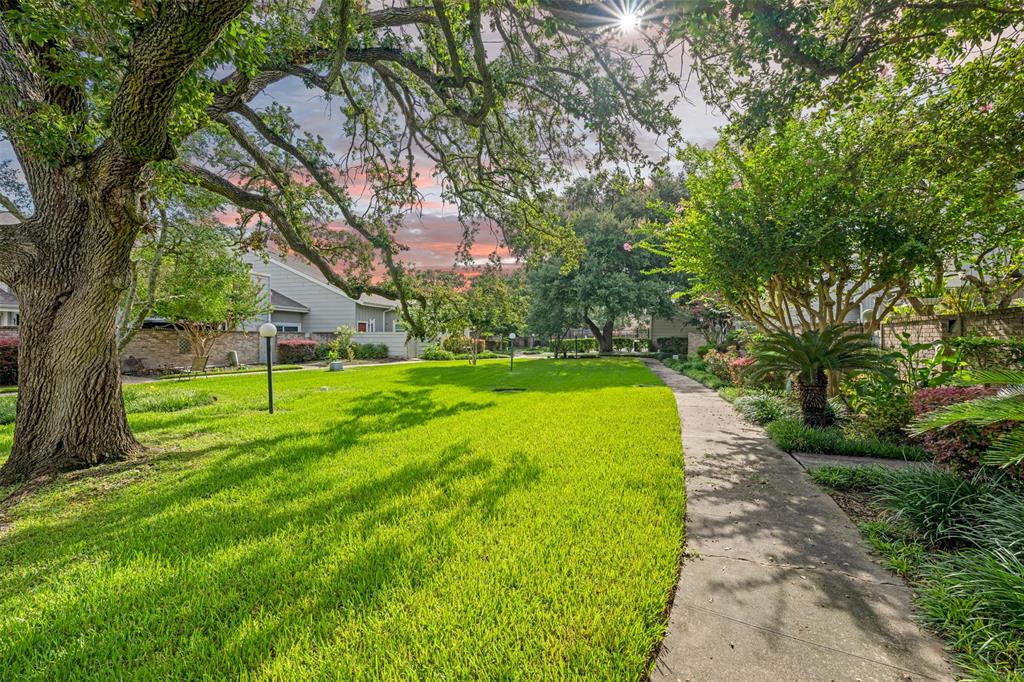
top-left (509, 332), bottom-right (517, 340)
top-left (259, 322), bottom-right (278, 338)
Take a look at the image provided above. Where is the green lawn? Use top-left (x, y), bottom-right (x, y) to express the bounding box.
top-left (0, 359), bottom-right (685, 679)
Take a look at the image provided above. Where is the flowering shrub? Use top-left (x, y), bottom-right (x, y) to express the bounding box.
top-left (703, 348), bottom-right (739, 383)
top-left (913, 387), bottom-right (1018, 478)
top-left (728, 356), bottom-right (757, 386)
top-left (0, 336), bottom-right (17, 385)
top-left (277, 338), bottom-right (318, 364)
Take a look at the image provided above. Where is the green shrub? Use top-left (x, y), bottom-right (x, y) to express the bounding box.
top-left (766, 418), bottom-right (928, 460)
top-left (734, 392), bottom-right (798, 426)
top-left (551, 337), bottom-right (597, 354)
top-left (419, 346), bottom-right (455, 361)
top-left (663, 357), bottom-right (727, 389)
top-left (874, 468), bottom-right (989, 545)
top-left (655, 336), bottom-right (688, 355)
top-left (944, 335), bottom-right (1024, 370)
top-left (809, 464), bottom-right (892, 492)
top-left (352, 343), bottom-right (389, 360)
top-left (0, 395), bottom-right (15, 425)
top-left (454, 350), bottom-right (502, 360)
top-left (717, 387), bottom-right (745, 403)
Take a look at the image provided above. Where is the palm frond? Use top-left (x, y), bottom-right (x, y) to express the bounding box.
top-left (911, 394), bottom-right (1024, 433)
top-left (959, 369), bottom-right (1024, 386)
top-left (981, 429), bottom-right (1024, 469)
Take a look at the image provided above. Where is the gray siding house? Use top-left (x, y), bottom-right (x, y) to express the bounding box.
top-left (243, 254), bottom-right (418, 358)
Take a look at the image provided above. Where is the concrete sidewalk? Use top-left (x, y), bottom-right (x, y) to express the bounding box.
top-left (644, 360), bottom-right (952, 682)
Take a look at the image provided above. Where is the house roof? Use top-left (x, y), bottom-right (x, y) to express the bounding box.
top-left (0, 289), bottom-right (17, 310)
top-left (270, 289), bottom-right (309, 313)
top-left (258, 253), bottom-right (399, 310)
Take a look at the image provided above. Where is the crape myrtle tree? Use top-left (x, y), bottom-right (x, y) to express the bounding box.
top-left (532, 173), bottom-right (688, 353)
top-left (0, 0), bottom-right (680, 483)
top-left (150, 231), bottom-right (267, 368)
top-left (647, 89), bottom-right (1024, 335)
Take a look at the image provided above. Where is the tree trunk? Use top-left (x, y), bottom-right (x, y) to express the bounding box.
top-left (583, 316), bottom-right (614, 353)
top-left (795, 370), bottom-right (832, 428)
top-left (0, 190), bottom-right (142, 485)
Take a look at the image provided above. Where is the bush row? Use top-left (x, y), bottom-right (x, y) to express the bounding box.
top-left (0, 336), bottom-right (16, 386)
top-left (277, 338), bottom-right (390, 364)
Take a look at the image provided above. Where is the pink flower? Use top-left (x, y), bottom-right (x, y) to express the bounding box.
top-left (979, 103), bottom-right (993, 113)
top-left (623, 243), bottom-right (633, 252)
top-left (730, 180), bottom-right (742, 189)
top-left (879, 64), bottom-right (893, 78)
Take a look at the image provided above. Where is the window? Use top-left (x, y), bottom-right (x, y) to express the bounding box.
top-left (368, 318), bottom-right (376, 333)
top-left (357, 321), bottom-right (368, 332)
top-left (277, 324), bottom-right (301, 332)
top-left (177, 337), bottom-right (191, 355)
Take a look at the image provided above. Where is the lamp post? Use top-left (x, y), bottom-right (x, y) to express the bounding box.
top-left (508, 332), bottom-right (517, 371)
top-left (259, 322), bottom-right (278, 414)
top-left (574, 331), bottom-right (578, 359)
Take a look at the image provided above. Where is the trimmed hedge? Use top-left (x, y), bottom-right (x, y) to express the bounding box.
top-left (655, 336), bottom-right (688, 355)
top-left (277, 339), bottom-right (318, 364)
top-left (0, 336), bottom-right (17, 385)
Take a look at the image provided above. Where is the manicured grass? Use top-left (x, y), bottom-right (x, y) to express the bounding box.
top-left (0, 359), bottom-right (685, 679)
top-left (153, 363), bottom-right (304, 380)
top-left (766, 418), bottom-right (928, 461)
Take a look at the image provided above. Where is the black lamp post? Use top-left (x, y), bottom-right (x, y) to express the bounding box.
top-left (508, 332), bottom-right (517, 371)
top-left (259, 322), bottom-right (278, 414)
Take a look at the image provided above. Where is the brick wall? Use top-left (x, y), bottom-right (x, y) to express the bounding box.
top-left (879, 309), bottom-right (1024, 355)
top-left (0, 327), bottom-right (17, 340)
top-left (121, 329), bottom-right (260, 372)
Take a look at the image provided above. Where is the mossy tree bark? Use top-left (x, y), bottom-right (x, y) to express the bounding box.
top-left (0, 1), bottom-right (249, 484)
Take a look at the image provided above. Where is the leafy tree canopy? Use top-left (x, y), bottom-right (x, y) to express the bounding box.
top-left (646, 87), bottom-right (1024, 333)
top-left (529, 173), bottom-right (688, 351)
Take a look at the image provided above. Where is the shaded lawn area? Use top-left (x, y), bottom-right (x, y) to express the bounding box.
top-left (0, 359), bottom-right (685, 679)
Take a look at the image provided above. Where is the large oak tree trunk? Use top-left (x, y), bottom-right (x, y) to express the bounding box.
top-left (0, 187), bottom-right (141, 485)
top-left (584, 317), bottom-right (615, 353)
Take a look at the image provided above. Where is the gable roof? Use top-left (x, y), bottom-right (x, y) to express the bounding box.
top-left (257, 254), bottom-right (398, 310)
top-left (270, 289), bottom-right (309, 313)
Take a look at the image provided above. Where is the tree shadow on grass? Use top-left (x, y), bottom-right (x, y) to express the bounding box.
top-left (1, 434), bottom-right (543, 677)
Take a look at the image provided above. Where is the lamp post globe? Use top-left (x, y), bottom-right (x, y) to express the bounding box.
top-left (259, 323), bottom-right (278, 414)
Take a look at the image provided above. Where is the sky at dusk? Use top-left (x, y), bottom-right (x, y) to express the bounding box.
top-left (0, 43), bottom-right (726, 274)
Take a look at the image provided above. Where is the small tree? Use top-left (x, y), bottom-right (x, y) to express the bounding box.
top-left (527, 261), bottom-right (583, 358)
top-left (153, 235), bottom-right (266, 368)
top-left (329, 326), bottom-right (356, 363)
top-left (748, 326), bottom-right (895, 427)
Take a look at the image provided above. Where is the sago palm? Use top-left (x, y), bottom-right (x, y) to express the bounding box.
top-left (912, 369), bottom-right (1024, 469)
top-left (748, 325), bottom-right (895, 427)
